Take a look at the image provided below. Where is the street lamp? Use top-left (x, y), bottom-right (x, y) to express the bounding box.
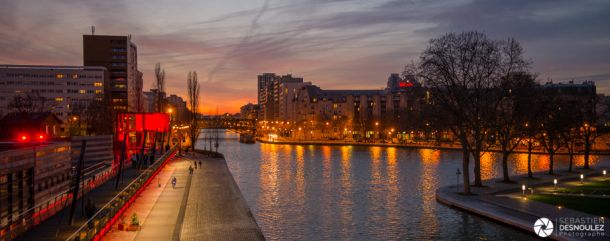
top-left (603, 170), bottom-right (607, 180)
top-left (553, 179), bottom-right (557, 190)
top-left (580, 174), bottom-right (584, 184)
top-left (522, 184), bottom-right (526, 196)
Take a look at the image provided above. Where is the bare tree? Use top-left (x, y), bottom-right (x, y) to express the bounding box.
top-left (83, 95), bottom-right (113, 135)
top-left (187, 71), bottom-right (201, 150)
top-left (538, 91), bottom-right (574, 175)
top-left (521, 89), bottom-right (545, 178)
top-left (7, 92), bottom-right (50, 114)
top-left (580, 93), bottom-right (608, 169)
top-left (154, 63), bottom-right (166, 112)
top-left (494, 72), bottom-right (537, 182)
top-left (418, 31), bottom-right (531, 191)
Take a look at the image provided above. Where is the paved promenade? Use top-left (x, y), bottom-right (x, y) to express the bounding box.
top-left (104, 155), bottom-right (191, 241)
top-left (436, 164), bottom-right (610, 241)
top-left (102, 152), bottom-right (264, 241)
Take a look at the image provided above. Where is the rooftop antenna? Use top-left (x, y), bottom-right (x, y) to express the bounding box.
top-left (91, 26), bottom-right (95, 35)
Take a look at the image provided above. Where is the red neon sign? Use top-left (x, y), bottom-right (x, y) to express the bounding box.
top-left (399, 81), bottom-right (414, 88)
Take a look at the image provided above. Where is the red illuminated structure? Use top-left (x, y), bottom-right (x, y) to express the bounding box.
top-left (0, 112), bottom-right (61, 142)
top-left (398, 81), bottom-right (414, 88)
top-left (115, 113), bottom-right (170, 164)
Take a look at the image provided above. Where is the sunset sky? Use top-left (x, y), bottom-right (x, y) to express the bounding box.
top-left (1, 0), bottom-right (610, 113)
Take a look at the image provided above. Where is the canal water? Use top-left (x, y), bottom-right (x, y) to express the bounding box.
top-left (196, 130), bottom-right (602, 240)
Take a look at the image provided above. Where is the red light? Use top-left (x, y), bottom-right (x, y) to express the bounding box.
top-left (399, 81), bottom-right (414, 88)
top-left (38, 134), bottom-right (45, 140)
top-left (20, 135), bottom-right (28, 142)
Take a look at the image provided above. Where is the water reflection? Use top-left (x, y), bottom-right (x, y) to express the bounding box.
top-left (418, 149), bottom-right (440, 238)
top-left (207, 131), bottom-right (606, 240)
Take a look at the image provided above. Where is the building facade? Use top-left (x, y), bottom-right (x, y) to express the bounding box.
top-left (258, 73), bottom-right (425, 139)
top-left (0, 142), bottom-right (71, 229)
top-left (83, 35), bottom-right (142, 113)
top-left (166, 94), bottom-right (187, 122)
top-left (0, 65), bottom-right (106, 121)
top-left (257, 73), bottom-right (305, 121)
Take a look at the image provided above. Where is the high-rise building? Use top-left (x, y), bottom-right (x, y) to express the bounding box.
top-left (257, 73), bottom-right (276, 120)
top-left (83, 35), bottom-right (142, 113)
top-left (0, 65), bottom-right (106, 121)
top-left (257, 73), bottom-right (304, 121)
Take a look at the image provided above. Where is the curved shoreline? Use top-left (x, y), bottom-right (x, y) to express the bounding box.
top-left (435, 168), bottom-right (609, 241)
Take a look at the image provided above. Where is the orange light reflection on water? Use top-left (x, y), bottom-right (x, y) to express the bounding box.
top-left (418, 148), bottom-right (440, 234)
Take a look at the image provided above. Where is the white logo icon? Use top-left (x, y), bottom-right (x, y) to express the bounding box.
top-left (534, 217), bottom-right (554, 237)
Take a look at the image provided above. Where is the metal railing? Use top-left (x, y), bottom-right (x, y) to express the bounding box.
top-left (65, 146), bottom-right (177, 241)
top-left (0, 165), bottom-right (117, 241)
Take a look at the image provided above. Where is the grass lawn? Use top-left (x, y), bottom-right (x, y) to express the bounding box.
top-left (528, 194), bottom-right (610, 217)
top-left (554, 179), bottom-right (610, 195)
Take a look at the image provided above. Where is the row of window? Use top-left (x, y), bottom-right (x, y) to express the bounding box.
top-left (4, 73), bottom-right (102, 79)
top-left (28, 89), bottom-right (101, 94)
top-left (0, 81), bottom-right (103, 86)
top-left (111, 63), bottom-right (127, 67)
top-left (112, 48), bottom-right (127, 52)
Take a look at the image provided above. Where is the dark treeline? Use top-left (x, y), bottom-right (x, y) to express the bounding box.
top-left (410, 31), bottom-right (609, 194)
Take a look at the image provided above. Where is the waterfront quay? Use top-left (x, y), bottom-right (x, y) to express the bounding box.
top-left (436, 167), bottom-right (610, 241)
top-left (102, 152), bottom-right (264, 241)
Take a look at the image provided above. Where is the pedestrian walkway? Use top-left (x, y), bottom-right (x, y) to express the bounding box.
top-left (179, 152), bottom-right (264, 241)
top-left (101, 152), bottom-right (264, 241)
top-left (103, 156), bottom-right (190, 241)
top-left (15, 167), bottom-right (142, 241)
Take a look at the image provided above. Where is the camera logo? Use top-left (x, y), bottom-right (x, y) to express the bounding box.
top-left (534, 217), bottom-right (554, 237)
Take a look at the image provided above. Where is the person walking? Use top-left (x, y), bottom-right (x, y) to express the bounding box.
top-left (199, 160), bottom-right (202, 168)
top-left (171, 177), bottom-right (177, 189)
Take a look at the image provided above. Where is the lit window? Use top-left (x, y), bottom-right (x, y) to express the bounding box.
top-left (56, 74), bottom-right (64, 79)
top-left (93, 82), bottom-right (103, 87)
top-left (72, 74), bottom-right (78, 79)
top-left (95, 90), bottom-right (102, 94)
top-left (55, 97), bottom-right (64, 101)
top-left (79, 90), bottom-right (86, 94)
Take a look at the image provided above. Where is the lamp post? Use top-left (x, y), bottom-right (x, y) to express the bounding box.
top-left (553, 179), bottom-right (557, 190)
top-left (456, 168), bottom-right (461, 193)
top-left (604, 170), bottom-right (607, 180)
top-left (580, 174), bottom-right (584, 184)
top-left (522, 184), bottom-right (526, 196)
top-left (167, 108), bottom-right (173, 151)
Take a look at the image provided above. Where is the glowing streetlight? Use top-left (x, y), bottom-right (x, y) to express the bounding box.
top-left (375, 122), bottom-right (379, 126)
top-left (553, 179), bottom-right (557, 190)
top-left (580, 174), bottom-right (584, 184)
top-left (522, 184), bottom-right (526, 196)
top-left (603, 170), bottom-right (607, 180)
top-left (168, 108), bottom-right (173, 114)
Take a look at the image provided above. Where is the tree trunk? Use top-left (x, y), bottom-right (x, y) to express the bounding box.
top-left (462, 146), bottom-right (471, 194)
top-left (502, 150), bottom-right (510, 182)
top-left (473, 143), bottom-right (482, 187)
top-left (548, 150), bottom-right (555, 175)
top-left (568, 151), bottom-right (574, 172)
top-left (584, 138), bottom-right (591, 169)
top-left (527, 140), bottom-right (533, 178)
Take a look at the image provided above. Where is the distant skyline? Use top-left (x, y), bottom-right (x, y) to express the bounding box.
top-left (1, 0), bottom-right (610, 113)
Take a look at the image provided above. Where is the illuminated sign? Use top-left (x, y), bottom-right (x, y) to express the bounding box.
top-left (399, 81), bottom-right (414, 88)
